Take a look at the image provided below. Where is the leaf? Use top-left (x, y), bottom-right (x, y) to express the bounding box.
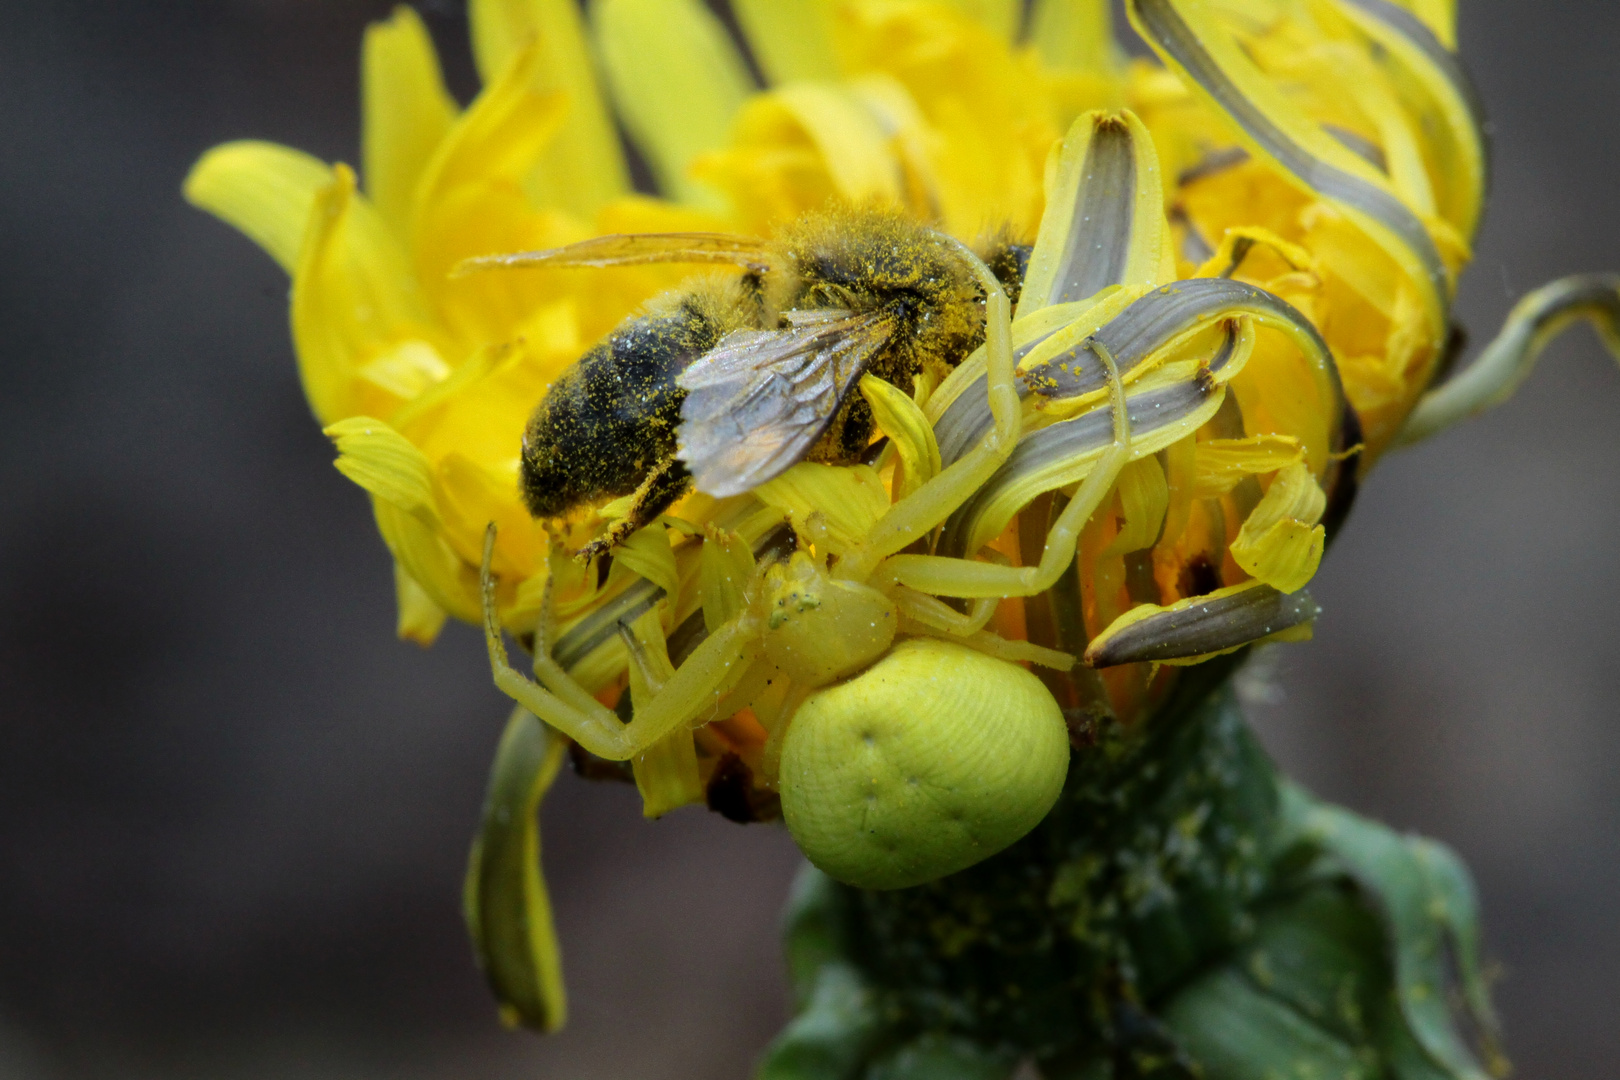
top-left (1286, 785), bottom-right (1499, 1080)
top-left (464, 705), bottom-right (569, 1031)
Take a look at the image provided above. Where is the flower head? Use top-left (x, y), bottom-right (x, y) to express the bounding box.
top-left (187, 0), bottom-right (1618, 1033)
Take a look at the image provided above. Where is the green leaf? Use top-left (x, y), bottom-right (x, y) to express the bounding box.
top-left (756, 963), bottom-right (885, 1080)
top-left (781, 864), bottom-right (854, 1009)
top-left (865, 1033), bottom-right (1016, 1080)
top-left (1283, 783), bottom-right (1501, 1080)
top-left (463, 706), bottom-right (568, 1031)
top-left (1163, 968), bottom-right (1379, 1080)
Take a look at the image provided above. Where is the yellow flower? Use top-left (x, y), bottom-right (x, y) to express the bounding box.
top-left (187, 0), bottom-right (1619, 1033)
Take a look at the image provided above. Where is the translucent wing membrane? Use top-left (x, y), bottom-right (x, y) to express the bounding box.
top-left (453, 231), bottom-right (774, 275)
top-left (678, 310), bottom-right (898, 496)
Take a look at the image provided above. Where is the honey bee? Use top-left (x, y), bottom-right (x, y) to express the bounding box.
top-left (461, 209), bottom-right (1030, 557)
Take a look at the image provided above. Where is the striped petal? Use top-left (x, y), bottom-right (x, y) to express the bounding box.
top-left (1020, 109), bottom-right (1170, 317)
top-left (1128, 0), bottom-right (1450, 340)
top-left (1085, 580), bottom-right (1320, 668)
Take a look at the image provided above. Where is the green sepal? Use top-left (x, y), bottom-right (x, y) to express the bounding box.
top-left (463, 705), bottom-right (568, 1031)
top-left (782, 864), bottom-right (857, 1010)
top-left (1279, 784), bottom-right (1506, 1079)
top-left (864, 1032), bottom-right (1018, 1080)
top-left (1163, 967), bottom-right (1381, 1080)
top-left (756, 963), bottom-right (887, 1080)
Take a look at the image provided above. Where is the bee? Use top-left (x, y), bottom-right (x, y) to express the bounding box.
top-left (461, 209), bottom-right (1031, 558)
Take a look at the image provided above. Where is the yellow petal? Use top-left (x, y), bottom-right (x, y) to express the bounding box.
top-left (394, 561), bottom-right (449, 646)
top-left (183, 140), bottom-right (332, 274)
top-left (373, 499), bottom-right (480, 621)
top-left (634, 728), bottom-right (704, 819)
top-left (324, 416), bottom-right (477, 617)
top-left (592, 0), bottom-right (754, 209)
top-left (732, 0), bottom-right (839, 84)
top-left (612, 524), bottom-right (681, 600)
top-left (1192, 433), bottom-right (1303, 498)
top-left (468, 0), bottom-right (631, 220)
top-left (1404, 0), bottom-right (1457, 50)
top-left (1104, 456), bottom-right (1169, 556)
top-left (831, 3), bottom-right (1057, 239)
top-left (753, 463), bottom-right (889, 556)
top-left (938, 0), bottom-right (1021, 40)
top-left (775, 83), bottom-right (904, 204)
top-left (861, 374), bottom-right (942, 500)
top-left (436, 450), bottom-right (547, 581)
top-left (700, 529), bottom-right (756, 633)
top-left (1229, 462), bottom-right (1327, 593)
top-left (325, 416), bottom-right (439, 520)
top-left (409, 41), bottom-right (574, 344)
top-left (1127, 0), bottom-right (1447, 340)
top-left (292, 166), bottom-right (444, 423)
top-left (362, 6), bottom-right (458, 240)
top-left (1029, 0), bottom-right (1124, 74)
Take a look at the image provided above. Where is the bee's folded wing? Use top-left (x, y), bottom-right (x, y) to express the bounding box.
top-left (677, 310), bottom-right (896, 497)
top-left (454, 233), bottom-right (774, 275)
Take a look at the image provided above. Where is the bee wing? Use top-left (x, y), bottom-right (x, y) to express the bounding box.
top-left (677, 310), bottom-right (897, 497)
top-left (454, 233), bottom-right (774, 276)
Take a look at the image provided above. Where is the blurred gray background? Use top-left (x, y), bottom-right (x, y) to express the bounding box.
top-left (1, 1), bottom-right (1616, 1077)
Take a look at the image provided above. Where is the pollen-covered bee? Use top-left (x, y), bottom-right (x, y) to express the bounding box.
top-left (460, 209), bottom-right (1030, 557)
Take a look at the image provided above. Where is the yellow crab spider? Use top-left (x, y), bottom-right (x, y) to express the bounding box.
top-left (480, 243), bottom-right (1123, 887)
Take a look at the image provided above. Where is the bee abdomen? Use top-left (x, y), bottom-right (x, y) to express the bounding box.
top-left (519, 305), bottom-right (725, 520)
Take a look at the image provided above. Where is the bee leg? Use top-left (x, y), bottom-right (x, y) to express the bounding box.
top-left (575, 457), bottom-right (693, 562)
top-left (839, 238), bottom-right (1021, 580)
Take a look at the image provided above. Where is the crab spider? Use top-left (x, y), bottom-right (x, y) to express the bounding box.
top-left (482, 242), bottom-right (1132, 765)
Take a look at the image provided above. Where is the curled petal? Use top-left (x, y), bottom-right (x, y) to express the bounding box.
top-left (464, 705), bottom-right (568, 1031)
top-left (1398, 274), bottom-right (1620, 445)
top-left (183, 140), bottom-right (331, 274)
top-left (467, 0), bottom-right (630, 220)
top-left (1085, 581), bottom-right (1320, 668)
top-left (1128, 0), bottom-right (1450, 338)
top-left (1021, 109), bottom-right (1169, 317)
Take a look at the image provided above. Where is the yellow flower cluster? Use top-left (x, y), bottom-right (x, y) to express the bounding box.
top-left (186, 0), bottom-right (1486, 806)
top-left (187, 0), bottom-right (1467, 663)
top-left (188, 0), bottom-right (1620, 1034)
